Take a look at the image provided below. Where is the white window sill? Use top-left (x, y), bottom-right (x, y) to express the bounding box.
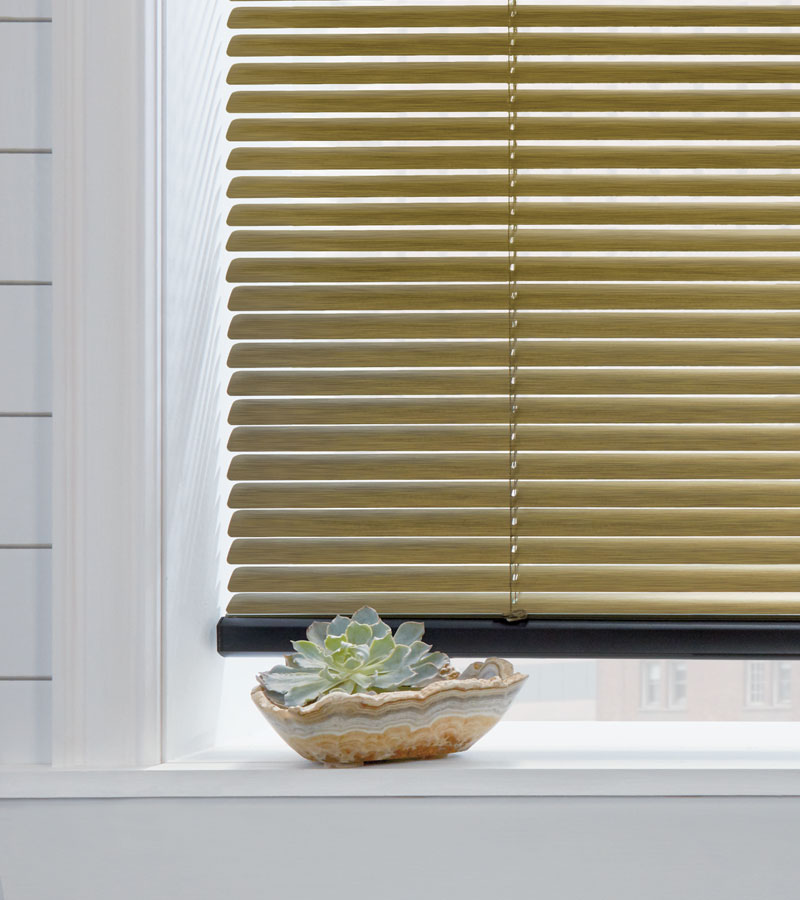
top-left (4, 722), bottom-right (800, 799)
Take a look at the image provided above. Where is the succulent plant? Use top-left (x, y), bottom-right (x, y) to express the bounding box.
top-left (257, 607), bottom-right (450, 708)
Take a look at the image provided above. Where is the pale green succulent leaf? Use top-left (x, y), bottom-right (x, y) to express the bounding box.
top-left (283, 679), bottom-right (332, 708)
top-left (376, 645), bottom-right (410, 671)
top-left (404, 662), bottom-right (442, 686)
top-left (324, 634), bottom-right (344, 652)
top-left (367, 633), bottom-right (396, 662)
top-left (260, 665), bottom-right (306, 680)
top-left (371, 668), bottom-right (417, 690)
top-left (291, 640), bottom-right (327, 663)
top-left (351, 644), bottom-right (371, 662)
top-left (343, 656), bottom-right (363, 671)
top-left (306, 620), bottom-right (329, 647)
top-left (350, 671), bottom-right (376, 689)
top-left (405, 641), bottom-right (433, 666)
top-left (327, 615), bottom-right (351, 637)
top-left (284, 652), bottom-right (324, 671)
top-left (345, 621), bottom-right (372, 645)
top-left (352, 606), bottom-right (380, 626)
top-left (371, 621), bottom-right (391, 639)
top-left (261, 669), bottom-right (321, 687)
top-left (331, 647), bottom-right (351, 667)
top-left (393, 621), bottom-right (425, 646)
top-left (419, 651), bottom-right (448, 670)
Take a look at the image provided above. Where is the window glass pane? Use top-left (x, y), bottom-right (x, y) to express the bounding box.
top-left (775, 661), bottom-right (793, 706)
top-left (746, 661), bottom-right (767, 706)
top-left (668, 662), bottom-right (688, 709)
top-left (640, 661), bottom-right (663, 710)
top-left (217, 657), bottom-right (800, 746)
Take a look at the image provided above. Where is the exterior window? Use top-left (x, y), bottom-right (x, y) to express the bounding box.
top-left (774, 662), bottom-right (792, 707)
top-left (641, 662), bottom-right (662, 709)
top-left (746, 662), bottom-right (767, 706)
top-left (668, 662), bottom-right (688, 709)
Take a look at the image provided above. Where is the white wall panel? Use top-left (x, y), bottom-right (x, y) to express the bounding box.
top-left (0, 681), bottom-right (49, 764)
top-left (0, 24), bottom-right (51, 147)
top-left (0, 550), bottom-right (50, 676)
top-left (0, 286), bottom-right (51, 412)
top-left (0, 417), bottom-right (50, 543)
top-left (1, 796), bottom-right (800, 900)
top-left (0, 1), bottom-right (50, 17)
top-left (0, 153), bottom-right (51, 281)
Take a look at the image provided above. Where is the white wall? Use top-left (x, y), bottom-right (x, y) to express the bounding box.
top-left (0, 1), bottom-right (52, 764)
top-left (1, 796), bottom-right (800, 900)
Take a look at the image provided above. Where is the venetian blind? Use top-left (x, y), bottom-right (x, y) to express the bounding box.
top-left (224, 1), bottom-right (800, 621)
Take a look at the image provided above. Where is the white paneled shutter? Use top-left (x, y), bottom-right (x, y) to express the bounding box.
top-left (223, 2), bottom-right (800, 624)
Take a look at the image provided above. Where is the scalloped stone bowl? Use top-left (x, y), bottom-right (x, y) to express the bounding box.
top-left (251, 658), bottom-right (527, 766)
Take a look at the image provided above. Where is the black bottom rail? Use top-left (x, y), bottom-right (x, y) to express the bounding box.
top-left (218, 616), bottom-right (800, 659)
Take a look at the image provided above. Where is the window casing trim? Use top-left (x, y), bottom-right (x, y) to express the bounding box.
top-left (51, 0), bottom-right (163, 769)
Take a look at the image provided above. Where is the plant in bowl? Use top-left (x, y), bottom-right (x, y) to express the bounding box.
top-left (252, 607), bottom-right (527, 766)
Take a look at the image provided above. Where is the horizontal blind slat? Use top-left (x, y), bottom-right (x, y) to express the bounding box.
top-left (228, 34), bottom-right (800, 57)
top-left (228, 61), bottom-right (800, 85)
top-left (228, 369), bottom-right (800, 396)
top-left (229, 507), bottom-right (800, 537)
top-left (228, 536), bottom-right (800, 565)
top-left (228, 116), bottom-right (800, 142)
top-left (228, 89), bottom-right (800, 114)
top-left (228, 481), bottom-right (800, 510)
top-left (228, 340), bottom-right (800, 369)
top-left (228, 312), bottom-right (800, 340)
top-left (228, 228), bottom-right (800, 254)
top-left (227, 173), bottom-right (800, 199)
top-left (228, 202), bottom-right (800, 226)
top-left (228, 6), bottom-right (800, 28)
top-left (228, 283), bottom-right (800, 311)
top-left (227, 257), bottom-right (800, 282)
top-left (228, 146), bottom-right (800, 171)
top-left (226, 592), bottom-right (800, 617)
top-left (228, 564), bottom-right (800, 593)
top-left (228, 424), bottom-right (800, 453)
top-left (229, 397), bottom-right (800, 426)
top-left (228, 452), bottom-right (800, 481)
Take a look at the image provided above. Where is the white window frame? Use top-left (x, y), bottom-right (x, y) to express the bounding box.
top-left (51, 0), bottom-right (163, 768)
top-left (31, 0), bottom-right (800, 795)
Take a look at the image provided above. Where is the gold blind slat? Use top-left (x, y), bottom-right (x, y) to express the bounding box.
top-left (228, 34), bottom-right (800, 56)
top-left (227, 173), bottom-right (800, 197)
top-left (228, 62), bottom-right (800, 85)
top-left (228, 202), bottom-right (800, 226)
top-left (228, 284), bottom-right (800, 311)
top-left (227, 147), bottom-right (800, 170)
top-left (229, 6), bottom-right (800, 28)
top-left (227, 117), bottom-right (800, 142)
top-left (225, 2), bottom-right (800, 619)
top-left (229, 398), bottom-right (800, 425)
top-left (228, 229), bottom-right (800, 253)
top-left (228, 89), bottom-right (800, 114)
top-left (229, 508), bottom-right (800, 536)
